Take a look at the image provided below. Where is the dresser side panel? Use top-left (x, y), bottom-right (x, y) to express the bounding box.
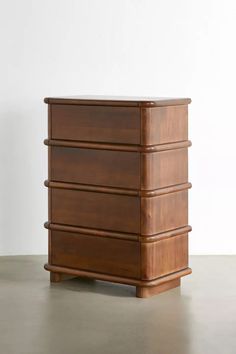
top-left (48, 105), bottom-right (52, 264)
top-left (141, 105), bottom-right (188, 145)
top-left (141, 148), bottom-right (188, 190)
top-left (141, 234), bottom-right (189, 280)
top-left (141, 190), bottom-right (188, 235)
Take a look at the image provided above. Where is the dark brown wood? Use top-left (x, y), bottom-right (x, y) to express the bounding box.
top-left (45, 138), bottom-right (191, 153)
top-left (141, 234), bottom-right (188, 280)
top-left (136, 278), bottom-right (181, 298)
top-left (139, 225), bottom-right (192, 243)
top-left (45, 180), bottom-right (138, 196)
top-left (51, 230), bottom-right (140, 278)
top-left (47, 105), bottom-right (52, 266)
top-left (44, 95), bottom-right (192, 297)
top-left (45, 221), bottom-right (139, 241)
top-left (45, 95), bottom-right (191, 107)
top-left (141, 148), bottom-right (188, 190)
top-left (44, 263), bottom-right (192, 287)
top-left (50, 272), bottom-right (62, 283)
top-left (45, 180), bottom-right (191, 198)
top-left (141, 190), bottom-right (188, 235)
top-left (45, 222), bottom-right (192, 243)
top-left (141, 105), bottom-right (188, 145)
top-left (51, 188), bottom-right (140, 233)
top-left (51, 146), bottom-right (140, 189)
top-left (51, 104), bottom-right (140, 144)
top-left (50, 146), bottom-right (187, 191)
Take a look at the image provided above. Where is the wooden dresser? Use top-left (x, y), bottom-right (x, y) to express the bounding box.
top-left (44, 95), bottom-right (192, 298)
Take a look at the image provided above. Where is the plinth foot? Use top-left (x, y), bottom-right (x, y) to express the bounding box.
top-left (50, 271), bottom-right (62, 283)
top-left (136, 278), bottom-right (181, 298)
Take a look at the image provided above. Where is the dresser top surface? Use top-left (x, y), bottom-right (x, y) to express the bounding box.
top-left (44, 95), bottom-right (191, 107)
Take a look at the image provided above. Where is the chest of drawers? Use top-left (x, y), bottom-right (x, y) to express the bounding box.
top-left (44, 96), bottom-right (192, 297)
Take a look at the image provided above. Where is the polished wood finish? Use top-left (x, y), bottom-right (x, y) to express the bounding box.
top-left (51, 231), bottom-right (140, 278)
top-left (45, 221), bottom-right (139, 241)
top-left (45, 95), bottom-right (191, 107)
top-left (51, 189), bottom-right (140, 233)
top-left (141, 148), bottom-right (188, 190)
top-left (51, 146), bottom-right (140, 189)
top-left (45, 138), bottom-right (191, 152)
top-left (51, 104), bottom-right (140, 144)
top-left (51, 146), bottom-right (187, 190)
top-left (45, 222), bottom-right (191, 243)
top-left (50, 271), bottom-right (62, 283)
top-left (44, 263), bottom-right (192, 287)
top-left (45, 180), bottom-right (191, 198)
top-left (136, 278), bottom-right (181, 298)
top-left (141, 105), bottom-right (188, 145)
top-left (141, 234), bottom-right (188, 279)
top-left (141, 190), bottom-right (188, 235)
top-left (44, 96), bottom-right (192, 297)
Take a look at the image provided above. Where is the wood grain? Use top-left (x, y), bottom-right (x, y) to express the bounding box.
top-left (141, 148), bottom-right (188, 190)
top-left (45, 138), bottom-right (191, 152)
top-left (141, 105), bottom-right (188, 145)
top-left (141, 234), bottom-right (188, 280)
top-left (51, 188), bottom-right (140, 233)
top-left (51, 104), bottom-right (140, 144)
top-left (51, 230), bottom-right (140, 278)
top-left (51, 146), bottom-right (187, 191)
top-left (51, 146), bottom-right (140, 189)
top-left (141, 190), bottom-right (188, 235)
top-left (48, 105), bottom-right (52, 265)
top-left (44, 263), bottom-right (192, 287)
top-left (45, 96), bottom-right (191, 107)
top-left (136, 278), bottom-right (181, 298)
top-left (45, 221), bottom-right (139, 241)
top-left (44, 96), bottom-right (192, 297)
top-left (45, 180), bottom-right (191, 198)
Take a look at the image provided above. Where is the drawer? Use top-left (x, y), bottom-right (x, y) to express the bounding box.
top-left (51, 230), bottom-right (141, 279)
top-left (141, 234), bottom-right (188, 280)
top-left (51, 189), bottom-right (140, 233)
top-left (50, 146), bottom-right (187, 190)
top-left (51, 146), bottom-right (140, 189)
top-left (51, 104), bottom-right (140, 144)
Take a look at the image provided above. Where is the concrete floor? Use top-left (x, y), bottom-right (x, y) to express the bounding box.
top-left (0, 256), bottom-right (236, 354)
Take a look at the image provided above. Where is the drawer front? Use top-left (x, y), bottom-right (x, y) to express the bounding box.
top-left (51, 104), bottom-right (140, 144)
top-left (51, 230), bottom-right (141, 279)
top-left (51, 189), bottom-right (140, 233)
top-left (141, 234), bottom-right (188, 280)
top-left (141, 190), bottom-right (188, 235)
top-left (51, 147), bottom-right (140, 189)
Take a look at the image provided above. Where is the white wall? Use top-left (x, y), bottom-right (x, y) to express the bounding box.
top-left (0, 0), bottom-right (236, 255)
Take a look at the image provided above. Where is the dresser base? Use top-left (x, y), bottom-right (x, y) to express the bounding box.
top-left (45, 263), bottom-right (191, 298)
top-left (136, 278), bottom-right (180, 298)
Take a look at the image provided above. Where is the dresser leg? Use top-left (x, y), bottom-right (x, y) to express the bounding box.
top-left (136, 278), bottom-right (181, 298)
top-left (50, 271), bottom-right (62, 283)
